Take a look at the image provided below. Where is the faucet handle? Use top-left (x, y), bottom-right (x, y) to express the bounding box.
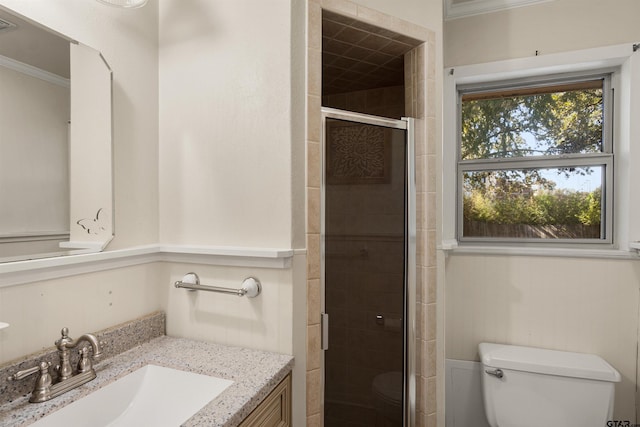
top-left (77, 347), bottom-right (93, 373)
top-left (7, 361), bottom-right (51, 381)
top-left (55, 327), bottom-right (73, 350)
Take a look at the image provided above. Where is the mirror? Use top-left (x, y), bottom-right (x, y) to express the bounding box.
top-left (0, 6), bottom-right (113, 263)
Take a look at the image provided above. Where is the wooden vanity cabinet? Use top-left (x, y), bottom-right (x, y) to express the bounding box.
top-left (239, 374), bottom-right (291, 427)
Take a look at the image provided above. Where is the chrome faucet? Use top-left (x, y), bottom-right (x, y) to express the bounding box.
top-left (55, 327), bottom-right (102, 381)
top-left (7, 328), bottom-right (103, 403)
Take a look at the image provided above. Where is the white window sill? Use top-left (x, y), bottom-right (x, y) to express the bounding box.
top-left (439, 240), bottom-right (640, 259)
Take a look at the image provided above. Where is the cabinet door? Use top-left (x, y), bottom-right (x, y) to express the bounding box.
top-left (240, 374), bottom-right (291, 427)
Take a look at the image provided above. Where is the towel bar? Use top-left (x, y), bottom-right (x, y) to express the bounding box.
top-left (174, 272), bottom-right (261, 298)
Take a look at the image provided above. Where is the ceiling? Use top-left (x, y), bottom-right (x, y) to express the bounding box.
top-left (322, 10), bottom-right (422, 96)
top-left (0, 8), bottom-right (70, 78)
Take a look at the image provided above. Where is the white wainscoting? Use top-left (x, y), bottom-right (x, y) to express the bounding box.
top-left (445, 359), bottom-right (490, 427)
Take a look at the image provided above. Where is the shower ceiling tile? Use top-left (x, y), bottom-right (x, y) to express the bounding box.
top-left (323, 65), bottom-right (346, 79)
top-left (331, 56), bottom-right (362, 70)
top-left (350, 61), bottom-right (377, 74)
top-left (365, 50), bottom-right (396, 66)
top-left (394, 34), bottom-right (423, 45)
top-left (322, 52), bottom-right (341, 66)
top-left (323, 38), bottom-right (352, 56)
top-left (340, 69), bottom-right (369, 82)
top-left (343, 45), bottom-right (376, 62)
top-left (380, 40), bottom-right (414, 57)
top-left (357, 34), bottom-right (392, 51)
top-left (338, 26), bottom-right (370, 44)
top-left (322, 10), bottom-right (422, 95)
top-left (323, 19), bottom-right (346, 37)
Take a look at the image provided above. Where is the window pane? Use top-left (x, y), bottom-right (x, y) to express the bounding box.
top-left (461, 80), bottom-right (604, 160)
top-left (462, 166), bottom-right (604, 239)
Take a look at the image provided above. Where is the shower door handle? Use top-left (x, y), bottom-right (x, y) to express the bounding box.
top-left (321, 312), bottom-right (329, 350)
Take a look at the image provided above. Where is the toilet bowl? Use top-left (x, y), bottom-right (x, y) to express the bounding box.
top-left (479, 342), bottom-right (621, 427)
top-left (372, 371), bottom-right (403, 424)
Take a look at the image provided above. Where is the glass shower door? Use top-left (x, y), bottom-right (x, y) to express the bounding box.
top-left (322, 109), bottom-right (411, 427)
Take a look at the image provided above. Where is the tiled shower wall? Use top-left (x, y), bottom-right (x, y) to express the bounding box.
top-left (323, 85), bottom-right (406, 119)
top-left (406, 41), bottom-right (438, 426)
top-left (306, 1), bottom-right (436, 425)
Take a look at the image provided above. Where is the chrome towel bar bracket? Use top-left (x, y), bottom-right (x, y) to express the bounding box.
top-left (174, 272), bottom-right (262, 298)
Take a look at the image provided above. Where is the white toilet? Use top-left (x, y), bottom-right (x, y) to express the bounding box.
top-left (479, 342), bottom-right (621, 427)
top-left (372, 371), bottom-right (403, 425)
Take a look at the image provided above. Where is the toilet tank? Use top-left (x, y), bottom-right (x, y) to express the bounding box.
top-left (479, 343), bottom-right (621, 427)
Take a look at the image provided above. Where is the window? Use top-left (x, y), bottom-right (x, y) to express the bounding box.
top-left (457, 74), bottom-right (613, 244)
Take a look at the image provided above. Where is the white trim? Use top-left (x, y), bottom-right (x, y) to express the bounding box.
top-left (59, 235), bottom-right (114, 252)
top-left (0, 232), bottom-right (69, 243)
top-left (445, 0), bottom-right (554, 21)
top-left (443, 43), bottom-right (639, 256)
top-left (158, 244), bottom-right (294, 259)
top-left (445, 245), bottom-right (640, 260)
top-left (448, 44), bottom-right (632, 85)
top-left (0, 53), bottom-right (69, 88)
top-left (0, 244), bottom-right (297, 288)
top-left (158, 244), bottom-right (294, 269)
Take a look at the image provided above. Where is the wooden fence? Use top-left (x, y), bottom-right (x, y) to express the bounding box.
top-left (463, 221), bottom-right (601, 239)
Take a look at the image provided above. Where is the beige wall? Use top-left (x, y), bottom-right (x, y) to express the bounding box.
top-left (158, 0), bottom-right (299, 249)
top-left (0, 0), bottom-right (303, 385)
top-left (444, 0), bottom-right (640, 421)
top-left (0, 3), bottom-right (443, 427)
top-left (157, 1), bottom-right (304, 423)
top-left (0, 0), bottom-right (159, 362)
top-left (445, 0), bottom-right (640, 67)
top-left (0, 264), bottom-right (166, 363)
top-left (164, 262), bottom-right (295, 354)
top-left (446, 255), bottom-right (640, 419)
top-left (353, 0), bottom-right (442, 35)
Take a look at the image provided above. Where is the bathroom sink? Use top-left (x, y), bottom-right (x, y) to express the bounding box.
top-left (31, 364), bottom-right (233, 427)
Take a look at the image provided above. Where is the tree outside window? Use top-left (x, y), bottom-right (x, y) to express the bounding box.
top-left (458, 76), bottom-right (612, 242)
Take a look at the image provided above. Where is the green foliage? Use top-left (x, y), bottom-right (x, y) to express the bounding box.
top-left (577, 188), bottom-right (602, 226)
top-left (461, 87), bottom-right (603, 160)
top-left (463, 187), bottom-right (601, 227)
top-left (460, 82), bottom-right (605, 233)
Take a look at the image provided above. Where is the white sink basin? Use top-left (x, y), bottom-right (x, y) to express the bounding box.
top-left (31, 364), bottom-right (233, 427)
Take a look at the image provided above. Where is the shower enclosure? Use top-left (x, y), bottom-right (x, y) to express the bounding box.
top-left (321, 107), bottom-right (415, 426)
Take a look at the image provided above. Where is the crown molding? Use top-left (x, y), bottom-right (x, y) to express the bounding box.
top-left (445, 0), bottom-right (554, 21)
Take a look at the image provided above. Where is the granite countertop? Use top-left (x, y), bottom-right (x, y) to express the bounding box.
top-left (1, 336), bottom-right (294, 427)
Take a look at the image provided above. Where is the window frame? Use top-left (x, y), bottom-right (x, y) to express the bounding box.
top-left (440, 43), bottom-right (640, 258)
top-left (455, 72), bottom-right (614, 245)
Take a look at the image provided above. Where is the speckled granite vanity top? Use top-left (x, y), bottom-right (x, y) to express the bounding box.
top-left (0, 313), bottom-right (294, 427)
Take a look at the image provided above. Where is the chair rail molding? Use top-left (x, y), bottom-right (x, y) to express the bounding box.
top-left (0, 244), bottom-right (297, 288)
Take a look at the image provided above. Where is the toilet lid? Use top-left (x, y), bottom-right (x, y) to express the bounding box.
top-left (372, 371), bottom-right (403, 405)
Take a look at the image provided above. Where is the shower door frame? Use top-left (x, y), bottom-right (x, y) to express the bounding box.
top-left (320, 107), bottom-right (416, 426)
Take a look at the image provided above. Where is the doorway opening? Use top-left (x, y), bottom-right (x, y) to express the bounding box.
top-left (306, 4), bottom-right (434, 426)
top-left (320, 10), bottom-right (422, 427)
